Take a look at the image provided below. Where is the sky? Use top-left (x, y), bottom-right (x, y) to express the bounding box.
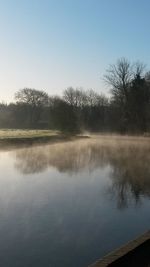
top-left (0, 0), bottom-right (150, 102)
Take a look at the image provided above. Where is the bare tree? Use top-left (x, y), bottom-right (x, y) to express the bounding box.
top-left (63, 87), bottom-right (75, 106)
top-left (86, 89), bottom-right (99, 106)
top-left (15, 88), bottom-right (49, 127)
top-left (63, 87), bottom-right (87, 108)
top-left (133, 61), bottom-right (145, 78)
top-left (15, 88), bottom-right (48, 107)
top-left (104, 58), bottom-right (133, 103)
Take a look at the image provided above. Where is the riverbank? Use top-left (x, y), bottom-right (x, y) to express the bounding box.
top-left (89, 231), bottom-right (150, 267)
top-left (1, 129), bottom-right (150, 149)
top-left (0, 129), bottom-right (89, 148)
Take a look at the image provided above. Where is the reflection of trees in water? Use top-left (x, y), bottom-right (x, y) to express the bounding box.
top-left (15, 148), bottom-right (48, 174)
top-left (15, 141), bottom-right (108, 174)
top-left (15, 139), bottom-right (150, 206)
top-left (109, 145), bottom-right (150, 208)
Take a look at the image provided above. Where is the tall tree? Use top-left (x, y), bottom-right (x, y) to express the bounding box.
top-left (104, 58), bottom-right (132, 103)
top-left (128, 73), bottom-right (150, 132)
top-left (15, 88), bottom-right (49, 127)
top-left (49, 97), bottom-right (80, 134)
top-left (104, 58), bottom-right (133, 131)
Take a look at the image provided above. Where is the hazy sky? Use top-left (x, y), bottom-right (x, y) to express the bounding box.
top-left (0, 0), bottom-right (150, 102)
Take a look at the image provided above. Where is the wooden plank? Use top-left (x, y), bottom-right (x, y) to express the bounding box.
top-left (88, 231), bottom-right (150, 267)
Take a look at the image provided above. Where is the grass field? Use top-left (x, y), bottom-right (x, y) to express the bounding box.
top-left (0, 129), bottom-right (59, 139)
top-left (0, 129), bottom-right (83, 147)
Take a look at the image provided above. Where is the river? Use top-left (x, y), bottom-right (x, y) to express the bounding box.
top-left (0, 136), bottom-right (150, 266)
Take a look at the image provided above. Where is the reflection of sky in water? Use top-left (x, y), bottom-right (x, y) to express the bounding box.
top-left (0, 138), bottom-right (150, 267)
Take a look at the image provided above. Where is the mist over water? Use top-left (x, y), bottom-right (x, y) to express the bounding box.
top-left (0, 136), bottom-right (150, 267)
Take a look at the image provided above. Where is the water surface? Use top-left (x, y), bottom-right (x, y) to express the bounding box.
top-left (0, 136), bottom-right (150, 267)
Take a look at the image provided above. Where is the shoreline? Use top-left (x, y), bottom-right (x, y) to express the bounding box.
top-left (0, 129), bottom-right (150, 149)
top-left (0, 133), bottom-right (90, 149)
top-left (89, 231), bottom-right (150, 267)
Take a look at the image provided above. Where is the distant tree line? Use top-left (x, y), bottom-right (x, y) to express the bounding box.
top-left (0, 58), bottom-right (150, 134)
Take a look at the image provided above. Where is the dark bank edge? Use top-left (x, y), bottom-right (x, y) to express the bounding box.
top-left (88, 230), bottom-right (150, 267)
top-left (0, 134), bottom-right (90, 148)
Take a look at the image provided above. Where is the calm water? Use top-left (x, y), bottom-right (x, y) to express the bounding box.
top-left (0, 136), bottom-right (150, 267)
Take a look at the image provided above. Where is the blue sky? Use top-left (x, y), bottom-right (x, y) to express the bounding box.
top-left (0, 0), bottom-right (150, 102)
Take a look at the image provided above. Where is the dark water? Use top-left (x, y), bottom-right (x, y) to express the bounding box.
top-left (0, 136), bottom-right (150, 267)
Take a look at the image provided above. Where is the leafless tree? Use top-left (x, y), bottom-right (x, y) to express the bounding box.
top-left (104, 58), bottom-right (133, 103)
top-left (15, 88), bottom-right (49, 127)
top-left (15, 88), bottom-right (49, 107)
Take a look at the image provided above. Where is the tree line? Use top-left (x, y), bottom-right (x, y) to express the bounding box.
top-left (0, 58), bottom-right (150, 133)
